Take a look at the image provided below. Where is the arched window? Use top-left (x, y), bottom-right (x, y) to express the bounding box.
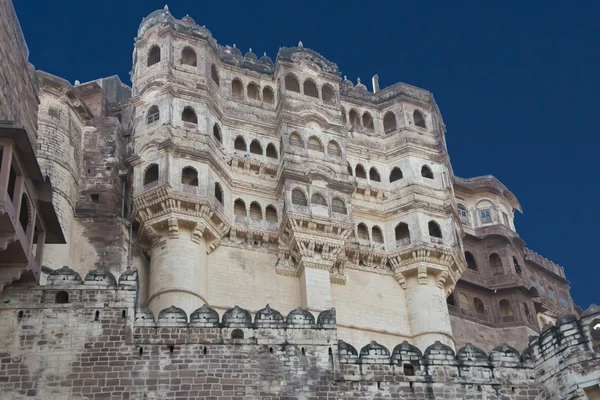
top-left (421, 165), bottom-right (434, 179)
top-left (499, 299), bottom-right (514, 317)
top-left (395, 222), bottom-right (410, 243)
top-left (247, 83), bottom-right (260, 100)
top-left (457, 204), bottom-right (468, 224)
top-left (213, 124), bottom-right (222, 143)
top-left (303, 80), bottom-right (318, 98)
top-left (383, 111), bottom-right (396, 132)
top-left (489, 253), bottom-right (502, 272)
top-left (291, 189), bottom-right (307, 206)
top-left (357, 223), bottom-right (369, 240)
top-left (147, 105), bottom-right (159, 124)
top-left (147, 45), bottom-right (160, 66)
top-left (369, 167), bottom-right (381, 182)
top-left (311, 193), bottom-right (327, 206)
top-left (474, 298), bottom-right (485, 315)
top-left (181, 47), bottom-right (197, 66)
top-left (181, 167), bottom-right (198, 186)
top-left (249, 202), bottom-right (262, 220)
top-left (19, 194), bottom-right (29, 231)
top-left (250, 140), bottom-right (263, 155)
top-left (458, 293), bottom-right (469, 311)
top-left (214, 183), bottom-right (223, 204)
top-left (55, 291), bottom-right (69, 304)
top-left (285, 74), bottom-right (300, 93)
top-left (322, 84), bottom-right (335, 103)
top-left (234, 199), bottom-right (247, 216)
top-left (231, 329), bottom-right (244, 339)
top-left (372, 226), bottom-right (384, 243)
top-left (234, 136), bottom-right (247, 151)
top-left (144, 164), bottom-right (159, 186)
top-left (465, 251), bottom-right (477, 270)
top-left (232, 79), bottom-right (244, 100)
top-left (263, 86), bottom-right (274, 104)
top-left (327, 141), bottom-right (341, 157)
top-left (355, 164), bottom-right (367, 179)
top-left (332, 198), bottom-right (346, 214)
top-left (266, 143), bottom-right (278, 159)
top-left (363, 112), bottom-right (374, 130)
top-left (307, 136), bottom-right (323, 152)
top-left (289, 132), bottom-right (303, 148)
top-left (347, 162), bottom-right (353, 176)
top-left (390, 167), bottom-right (403, 183)
top-left (265, 205), bottom-right (278, 222)
top-left (428, 221), bottom-right (442, 238)
top-left (182, 107), bottom-right (197, 124)
top-left (477, 200), bottom-right (495, 224)
top-left (413, 110), bottom-right (426, 129)
top-left (349, 110), bottom-right (361, 127)
top-left (211, 64), bottom-right (220, 86)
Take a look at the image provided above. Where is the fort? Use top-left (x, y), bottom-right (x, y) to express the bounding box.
top-left (0, 1), bottom-right (599, 398)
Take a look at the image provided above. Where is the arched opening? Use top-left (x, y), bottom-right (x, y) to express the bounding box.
top-left (307, 137), bottom-right (323, 152)
top-left (291, 189), bottom-right (307, 206)
top-left (474, 298), bottom-right (486, 315)
top-left (421, 165), bottom-right (434, 179)
top-left (428, 221), bottom-right (442, 239)
top-left (214, 183), bottom-right (223, 204)
top-left (362, 112), bottom-right (374, 130)
top-left (234, 136), bottom-right (247, 151)
top-left (250, 140), bottom-right (263, 155)
top-left (477, 201), bottom-right (495, 224)
top-left (285, 74), bottom-right (300, 93)
top-left (372, 226), bottom-right (384, 243)
top-left (395, 223), bottom-right (410, 244)
top-left (147, 105), bottom-right (159, 124)
top-left (232, 79), bottom-right (244, 100)
top-left (181, 107), bottom-right (197, 124)
top-left (357, 223), bottom-right (369, 240)
top-left (458, 293), bottom-right (469, 312)
top-left (447, 293), bottom-right (456, 306)
top-left (513, 256), bottom-right (522, 274)
top-left (413, 110), bottom-right (426, 128)
top-left (249, 202), bottom-right (262, 220)
top-left (181, 167), bottom-right (198, 186)
top-left (265, 205), bottom-right (278, 222)
top-left (147, 46), bottom-right (160, 66)
top-left (327, 141), bottom-right (341, 157)
top-left (263, 86), bottom-right (275, 104)
top-left (289, 132), bottom-right (303, 148)
top-left (143, 164), bottom-right (159, 186)
top-left (489, 253), bottom-right (502, 272)
top-left (457, 204), bottom-right (468, 224)
top-left (332, 198), bottom-right (346, 214)
top-left (181, 47), bottom-right (197, 66)
top-left (383, 111), bottom-right (396, 132)
top-left (355, 164), bottom-right (367, 179)
top-left (213, 124), bottom-right (222, 143)
top-left (523, 303), bottom-right (532, 320)
top-left (347, 162), bottom-right (353, 176)
top-left (465, 251), bottom-right (477, 270)
top-left (55, 291), bottom-right (69, 304)
top-left (529, 287), bottom-right (540, 298)
top-left (247, 83), bottom-right (260, 100)
top-left (266, 143), bottom-right (278, 159)
top-left (322, 84), bottom-right (335, 103)
top-left (234, 199), bottom-right (247, 216)
top-left (231, 329), bottom-right (244, 339)
top-left (18, 194), bottom-right (29, 232)
top-left (303, 80), bottom-right (318, 98)
top-left (211, 64), bottom-right (220, 86)
top-left (349, 110), bottom-right (361, 127)
top-left (311, 193), bottom-right (327, 206)
top-left (390, 167), bottom-right (403, 182)
top-left (499, 299), bottom-right (514, 317)
top-left (369, 167), bottom-right (381, 182)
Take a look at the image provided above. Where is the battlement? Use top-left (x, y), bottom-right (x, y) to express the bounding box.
top-left (524, 248), bottom-right (566, 279)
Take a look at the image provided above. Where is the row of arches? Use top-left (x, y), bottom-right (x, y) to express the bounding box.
top-left (354, 221), bottom-right (442, 246)
top-left (145, 105), bottom-right (199, 125)
top-left (289, 133), bottom-right (342, 157)
top-left (233, 199), bottom-right (278, 222)
top-left (284, 74), bottom-right (336, 103)
top-left (290, 189), bottom-right (347, 214)
top-left (234, 136), bottom-right (278, 159)
top-left (344, 109), bottom-right (426, 133)
top-left (448, 293), bottom-right (523, 319)
top-left (348, 164), bottom-right (433, 182)
top-left (231, 78), bottom-right (275, 104)
top-left (465, 251), bottom-right (524, 276)
top-left (147, 46), bottom-right (198, 68)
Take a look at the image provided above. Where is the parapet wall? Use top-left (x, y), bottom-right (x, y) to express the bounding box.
top-left (0, 267), bottom-right (597, 399)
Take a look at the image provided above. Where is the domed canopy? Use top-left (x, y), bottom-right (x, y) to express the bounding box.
top-left (259, 52), bottom-right (274, 66)
top-left (244, 48), bottom-right (258, 61)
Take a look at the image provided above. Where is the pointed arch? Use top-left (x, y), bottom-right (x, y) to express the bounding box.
top-left (234, 199), bottom-right (247, 216)
top-left (413, 110), bottom-right (426, 129)
top-left (265, 205), bottom-right (278, 222)
top-left (349, 109), bottom-right (361, 127)
top-left (390, 167), bottom-right (403, 182)
top-left (474, 298), bottom-right (486, 315)
top-left (362, 112), bottom-right (374, 130)
top-left (357, 223), bottom-right (369, 240)
top-left (372, 226), bottom-right (384, 243)
top-left (182, 106), bottom-right (197, 124)
top-left (428, 221), bottom-right (442, 238)
top-left (369, 167), bottom-right (381, 182)
top-left (181, 46), bottom-right (197, 66)
top-left (211, 64), bottom-right (220, 86)
top-left (383, 111), bottom-right (396, 132)
top-left (332, 198), bottom-right (346, 214)
top-left (499, 299), bottom-right (513, 317)
top-left (143, 164), bottom-right (159, 186)
top-left (234, 136), bottom-right (247, 151)
top-left (263, 86), bottom-right (274, 104)
top-left (465, 251), bottom-right (477, 270)
top-left (327, 140), bottom-right (341, 157)
top-left (307, 136), bottom-right (324, 152)
top-left (285, 74), bottom-right (300, 93)
top-left (249, 202), bottom-right (262, 220)
top-left (247, 82), bottom-right (260, 100)
top-left (147, 105), bottom-right (159, 124)
top-left (232, 78), bottom-right (244, 100)
top-left (322, 84), bottom-right (335, 103)
top-left (489, 253), bottom-right (502, 270)
top-left (266, 143), bottom-right (278, 159)
top-left (395, 222), bottom-right (410, 243)
top-left (181, 166), bottom-right (198, 186)
top-left (250, 139), bottom-right (263, 155)
top-left (421, 165), bottom-right (434, 179)
top-left (147, 45), bottom-right (160, 67)
top-left (355, 164), bottom-right (367, 179)
top-left (289, 132), bottom-right (303, 148)
top-left (303, 79), bottom-right (319, 98)
top-left (213, 124), bottom-right (222, 143)
top-left (311, 193), bottom-right (327, 206)
top-left (291, 189), bottom-right (307, 206)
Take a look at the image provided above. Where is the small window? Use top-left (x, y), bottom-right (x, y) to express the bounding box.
top-left (372, 226), bottom-right (384, 243)
top-left (311, 193), bottom-right (327, 206)
top-left (211, 64), bottom-right (220, 86)
top-left (489, 253), bottom-right (502, 270)
top-left (457, 204), bottom-right (468, 224)
top-left (428, 221), bottom-right (442, 238)
top-left (421, 165), bottom-right (434, 179)
top-left (499, 299), bottom-right (513, 317)
top-left (90, 194), bottom-right (100, 202)
top-left (147, 106), bottom-right (160, 124)
top-left (307, 137), bottom-right (323, 152)
top-left (147, 45), bottom-right (160, 67)
top-left (403, 363), bottom-right (415, 376)
top-left (181, 47), bottom-right (197, 66)
top-left (265, 205), bottom-right (278, 222)
top-left (395, 223), bottom-right (410, 242)
top-left (413, 110), bottom-right (426, 129)
top-left (479, 209), bottom-right (493, 224)
top-left (322, 84), bottom-right (335, 103)
top-left (234, 199), bottom-right (247, 216)
top-left (474, 298), bottom-right (485, 315)
top-left (383, 111), bottom-right (396, 132)
top-left (231, 329), bottom-right (244, 339)
top-left (18, 194), bottom-right (30, 231)
top-left (291, 189), bottom-right (307, 206)
top-left (214, 183), bottom-right (223, 204)
top-left (332, 198), bottom-right (346, 214)
top-left (250, 140), bottom-right (263, 155)
top-left (232, 79), bottom-right (244, 100)
top-left (213, 124), bottom-right (222, 143)
top-left (363, 112), bottom-right (374, 130)
top-left (181, 167), bottom-right (198, 186)
top-left (327, 141), bottom-right (341, 157)
top-left (355, 164), bottom-right (367, 179)
top-left (465, 251), bottom-right (477, 270)
top-left (285, 74), bottom-right (300, 93)
top-left (303, 80), bottom-right (318, 98)
top-left (248, 83), bottom-right (260, 101)
top-left (289, 133), bottom-right (304, 148)
top-left (266, 143), bottom-right (278, 159)
top-left (55, 291), bottom-right (69, 304)
top-left (390, 167), bottom-right (403, 183)
top-left (182, 107), bottom-right (197, 124)
top-left (513, 256), bottom-right (522, 274)
top-left (369, 167), bottom-right (381, 182)
top-left (234, 136), bottom-right (247, 151)
top-left (349, 110), bottom-right (361, 127)
top-left (144, 164), bottom-right (159, 186)
top-left (249, 202), bottom-right (262, 220)
top-left (357, 223), bottom-right (369, 240)
top-left (263, 86), bottom-right (275, 104)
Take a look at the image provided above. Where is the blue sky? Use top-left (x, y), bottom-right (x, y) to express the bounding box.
top-left (13, 1), bottom-right (599, 309)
